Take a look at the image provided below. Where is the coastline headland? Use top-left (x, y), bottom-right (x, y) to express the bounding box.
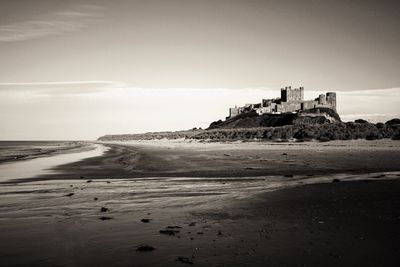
top-left (98, 86), bottom-right (400, 142)
top-left (98, 118), bottom-right (400, 142)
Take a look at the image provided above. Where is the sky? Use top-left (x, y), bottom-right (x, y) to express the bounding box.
top-left (0, 0), bottom-right (399, 140)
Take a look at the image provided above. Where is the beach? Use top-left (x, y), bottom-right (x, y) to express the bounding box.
top-left (20, 139), bottom-right (400, 181)
top-left (0, 140), bottom-right (400, 266)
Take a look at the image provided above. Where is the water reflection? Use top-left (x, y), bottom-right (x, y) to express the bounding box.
top-left (0, 144), bottom-right (108, 182)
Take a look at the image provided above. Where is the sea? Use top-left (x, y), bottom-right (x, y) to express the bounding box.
top-left (0, 141), bottom-right (106, 182)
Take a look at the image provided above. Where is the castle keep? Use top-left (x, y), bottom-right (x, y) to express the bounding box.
top-left (228, 86), bottom-right (336, 119)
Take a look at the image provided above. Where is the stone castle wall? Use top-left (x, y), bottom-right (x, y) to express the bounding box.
top-left (228, 87), bottom-right (336, 119)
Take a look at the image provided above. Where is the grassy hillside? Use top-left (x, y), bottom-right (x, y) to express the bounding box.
top-left (98, 119), bottom-right (400, 142)
top-left (208, 108), bottom-right (341, 129)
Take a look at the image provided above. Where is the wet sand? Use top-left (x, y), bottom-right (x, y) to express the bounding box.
top-left (0, 140), bottom-right (400, 266)
top-left (19, 139), bottom-right (400, 182)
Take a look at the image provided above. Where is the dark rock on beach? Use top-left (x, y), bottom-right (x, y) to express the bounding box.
top-left (159, 229), bottom-right (180, 236)
top-left (136, 245), bottom-right (155, 252)
top-left (99, 216), bottom-right (113, 220)
top-left (166, 225), bottom-right (182, 229)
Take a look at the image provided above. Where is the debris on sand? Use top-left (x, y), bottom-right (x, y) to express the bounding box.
top-left (94, 197), bottom-right (98, 201)
top-left (86, 180), bottom-right (92, 183)
top-left (166, 225), bottom-right (182, 229)
top-left (282, 153), bottom-right (288, 156)
top-left (332, 178), bottom-right (341, 183)
top-left (159, 229), bottom-right (180, 236)
top-left (100, 207), bottom-right (109, 212)
top-left (176, 256), bottom-right (194, 264)
top-left (99, 216), bottom-right (113, 220)
top-left (141, 219), bottom-right (151, 223)
top-left (136, 245), bottom-right (155, 252)
top-left (284, 174), bottom-right (294, 177)
top-left (65, 193), bottom-right (74, 197)
top-left (217, 230), bottom-right (223, 236)
top-left (197, 232), bottom-right (204, 235)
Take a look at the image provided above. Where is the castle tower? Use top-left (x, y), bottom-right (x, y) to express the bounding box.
top-left (326, 92), bottom-right (337, 109)
top-left (281, 88), bottom-right (288, 102)
top-left (299, 87), bottom-right (304, 101)
top-left (318, 94), bottom-right (326, 105)
top-left (281, 86), bottom-right (303, 102)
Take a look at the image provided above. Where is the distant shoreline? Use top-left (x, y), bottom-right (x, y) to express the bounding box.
top-left (12, 139), bottom-right (399, 184)
top-left (0, 141), bottom-right (94, 164)
top-left (98, 119), bottom-right (400, 142)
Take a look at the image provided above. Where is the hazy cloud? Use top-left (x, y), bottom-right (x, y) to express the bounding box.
top-left (0, 81), bottom-right (126, 95)
top-left (0, 4), bottom-right (105, 42)
top-left (340, 88), bottom-right (400, 97)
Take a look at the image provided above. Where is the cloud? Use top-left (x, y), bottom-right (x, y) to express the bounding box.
top-left (335, 88), bottom-right (400, 122)
top-left (340, 88), bottom-right (400, 97)
top-left (0, 4), bottom-right (105, 42)
top-left (0, 80), bottom-right (126, 96)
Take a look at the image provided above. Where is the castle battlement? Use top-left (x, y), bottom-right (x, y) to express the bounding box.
top-left (228, 86), bottom-right (336, 119)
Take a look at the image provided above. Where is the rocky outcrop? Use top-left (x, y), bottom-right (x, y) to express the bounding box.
top-left (208, 108), bottom-right (341, 129)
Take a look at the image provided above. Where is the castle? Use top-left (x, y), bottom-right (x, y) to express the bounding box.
top-left (228, 86), bottom-right (336, 119)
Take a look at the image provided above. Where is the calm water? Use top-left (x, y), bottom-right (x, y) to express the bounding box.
top-left (0, 141), bottom-right (86, 163)
top-left (0, 143), bottom-right (108, 182)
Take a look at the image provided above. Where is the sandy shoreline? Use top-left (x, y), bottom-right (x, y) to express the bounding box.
top-left (15, 139), bottom-right (399, 182)
top-left (0, 139), bottom-right (400, 266)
